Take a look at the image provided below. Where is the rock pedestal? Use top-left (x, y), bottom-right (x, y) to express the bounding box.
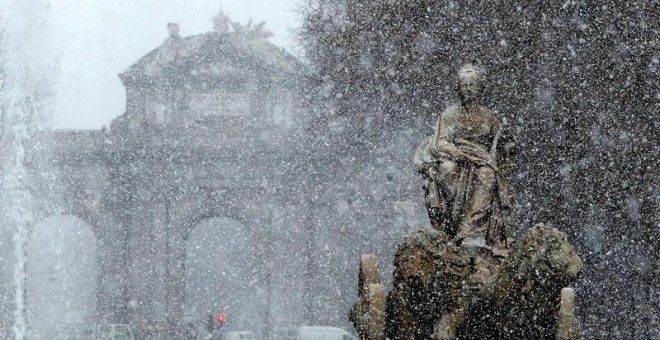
top-left (350, 224), bottom-right (583, 340)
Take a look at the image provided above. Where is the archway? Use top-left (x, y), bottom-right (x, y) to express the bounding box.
top-left (26, 215), bottom-right (98, 335)
top-left (184, 217), bottom-right (263, 336)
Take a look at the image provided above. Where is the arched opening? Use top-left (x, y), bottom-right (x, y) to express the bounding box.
top-left (26, 215), bottom-right (98, 335)
top-left (184, 217), bottom-right (263, 336)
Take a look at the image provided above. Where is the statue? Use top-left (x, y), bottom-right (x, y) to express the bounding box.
top-left (414, 64), bottom-right (515, 248)
top-left (349, 65), bottom-right (584, 340)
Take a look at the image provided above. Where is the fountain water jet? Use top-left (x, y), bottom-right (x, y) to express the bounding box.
top-left (0, 0), bottom-right (52, 338)
top-left (1, 95), bottom-right (35, 340)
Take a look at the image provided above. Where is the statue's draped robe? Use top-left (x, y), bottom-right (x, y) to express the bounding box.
top-left (414, 105), bottom-right (515, 246)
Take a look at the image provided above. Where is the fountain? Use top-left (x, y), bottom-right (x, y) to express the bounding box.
top-left (349, 65), bottom-right (584, 340)
top-left (0, 1), bottom-right (52, 338)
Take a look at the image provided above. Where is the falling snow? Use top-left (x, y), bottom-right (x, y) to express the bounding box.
top-left (1, 0), bottom-right (658, 339)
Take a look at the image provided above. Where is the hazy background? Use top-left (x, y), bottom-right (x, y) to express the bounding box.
top-left (49, 0), bottom-right (300, 129)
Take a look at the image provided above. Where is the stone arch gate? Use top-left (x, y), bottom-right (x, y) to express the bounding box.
top-left (24, 122), bottom-right (312, 340)
top-left (21, 23), bottom-right (312, 336)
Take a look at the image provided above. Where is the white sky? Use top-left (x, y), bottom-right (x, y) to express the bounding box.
top-left (49, 0), bottom-right (301, 129)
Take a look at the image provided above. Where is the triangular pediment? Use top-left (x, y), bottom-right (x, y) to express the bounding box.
top-left (120, 30), bottom-right (300, 86)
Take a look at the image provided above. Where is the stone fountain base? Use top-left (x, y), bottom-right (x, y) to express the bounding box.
top-left (350, 224), bottom-right (583, 340)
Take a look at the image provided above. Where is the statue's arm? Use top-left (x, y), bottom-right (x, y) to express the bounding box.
top-left (413, 137), bottom-right (434, 174)
top-left (431, 118), bottom-right (464, 161)
top-left (431, 112), bottom-right (464, 161)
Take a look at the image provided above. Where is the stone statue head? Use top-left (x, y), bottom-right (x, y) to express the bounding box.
top-left (457, 64), bottom-right (483, 103)
top-left (167, 23), bottom-right (180, 39)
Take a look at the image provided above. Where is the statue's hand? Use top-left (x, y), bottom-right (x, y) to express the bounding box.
top-left (426, 164), bottom-right (440, 179)
top-left (440, 144), bottom-right (466, 163)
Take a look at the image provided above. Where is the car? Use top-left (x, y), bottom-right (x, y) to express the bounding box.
top-left (224, 330), bottom-right (259, 340)
top-left (296, 326), bottom-right (357, 340)
top-left (96, 324), bottom-right (134, 340)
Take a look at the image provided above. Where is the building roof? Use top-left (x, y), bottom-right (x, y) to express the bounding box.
top-left (119, 24), bottom-right (302, 86)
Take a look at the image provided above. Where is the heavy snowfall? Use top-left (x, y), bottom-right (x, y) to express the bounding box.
top-left (0, 0), bottom-right (658, 339)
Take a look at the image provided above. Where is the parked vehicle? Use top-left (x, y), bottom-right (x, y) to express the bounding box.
top-left (18, 323), bottom-right (132, 340)
top-left (96, 324), bottom-right (134, 340)
top-left (297, 326), bottom-right (356, 340)
top-left (224, 330), bottom-right (259, 340)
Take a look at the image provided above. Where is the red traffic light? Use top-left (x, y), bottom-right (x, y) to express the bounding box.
top-left (215, 312), bottom-right (226, 324)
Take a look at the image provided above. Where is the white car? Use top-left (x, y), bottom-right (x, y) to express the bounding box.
top-left (297, 326), bottom-right (357, 340)
top-left (224, 330), bottom-right (259, 340)
top-left (96, 324), bottom-right (134, 340)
